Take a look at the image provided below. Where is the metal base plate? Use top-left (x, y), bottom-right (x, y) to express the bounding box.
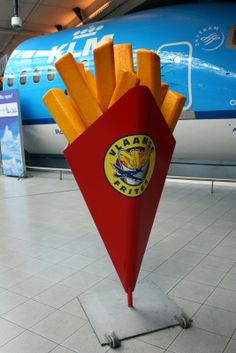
top-left (79, 279), bottom-right (186, 346)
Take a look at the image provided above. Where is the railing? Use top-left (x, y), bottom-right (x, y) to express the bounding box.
top-left (167, 175), bottom-right (236, 193)
top-left (27, 165), bottom-right (71, 180)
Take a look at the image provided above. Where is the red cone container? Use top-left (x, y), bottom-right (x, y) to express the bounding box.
top-left (64, 86), bottom-right (176, 307)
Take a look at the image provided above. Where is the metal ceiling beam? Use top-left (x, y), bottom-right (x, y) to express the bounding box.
top-left (66, 0), bottom-right (149, 28)
top-left (83, 0), bottom-right (149, 23)
top-left (0, 27), bottom-right (47, 36)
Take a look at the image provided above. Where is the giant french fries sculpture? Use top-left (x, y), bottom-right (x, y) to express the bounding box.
top-left (43, 39), bottom-right (186, 309)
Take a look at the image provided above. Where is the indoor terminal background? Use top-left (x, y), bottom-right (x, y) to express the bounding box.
top-left (0, 1), bottom-right (236, 353)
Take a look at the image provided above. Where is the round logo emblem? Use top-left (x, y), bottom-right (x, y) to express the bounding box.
top-left (195, 26), bottom-right (224, 51)
top-left (104, 134), bottom-right (156, 197)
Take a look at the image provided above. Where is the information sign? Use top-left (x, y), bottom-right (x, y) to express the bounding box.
top-left (0, 89), bottom-right (26, 177)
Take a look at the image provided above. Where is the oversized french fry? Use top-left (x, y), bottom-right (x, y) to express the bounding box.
top-left (114, 44), bottom-right (134, 82)
top-left (161, 82), bottom-right (168, 105)
top-left (137, 49), bottom-right (161, 107)
top-left (43, 88), bottom-right (85, 143)
top-left (55, 53), bottom-right (102, 127)
top-left (161, 90), bottom-right (186, 132)
top-left (108, 70), bottom-right (139, 108)
top-left (93, 38), bottom-right (116, 111)
top-left (69, 93), bottom-right (81, 117)
top-left (77, 62), bottom-right (87, 82)
top-left (85, 70), bottom-right (97, 99)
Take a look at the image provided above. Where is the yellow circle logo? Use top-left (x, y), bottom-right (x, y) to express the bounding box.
top-left (104, 134), bottom-right (156, 197)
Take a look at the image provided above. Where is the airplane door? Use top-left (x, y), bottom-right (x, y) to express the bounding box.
top-left (157, 42), bottom-right (192, 110)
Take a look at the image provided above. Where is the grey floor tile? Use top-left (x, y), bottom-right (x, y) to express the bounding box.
top-left (170, 250), bottom-right (206, 266)
top-left (62, 323), bottom-right (109, 353)
top-left (60, 298), bottom-right (88, 320)
top-left (169, 296), bottom-right (201, 318)
top-left (31, 310), bottom-right (87, 344)
top-left (219, 273), bottom-right (236, 291)
top-left (144, 272), bottom-right (181, 293)
top-left (0, 330), bottom-right (57, 353)
top-left (0, 253), bottom-right (33, 269)
top-left (210, 245), bottom-right (236, 260)
top-left (169, 327), bottom-right (228, 353)
top-left (16, 258), bottom-right (53, 276)
top-left (83, 257), bottom-right (114, 277)
top-left (141, 252), bottom-right (167, 271)
top-left (2, 299), bottom-right (55, 329)
top-left (50, 346), bottom-right (77, 353)
top-left (169, 280), bottom-right (215, 303)
top-left (137, 326), bottom-right (182, 350)
top-left (205, 220), bottom-right (236, 237)
top-left (0, 290), bottom-right (28, 315)
top-left (223, 340), bottom-right (236, 353)
top-left (206, 288), bottom-right (236, 312)
top-left (60, 270), bottom-right (104, 292)
top-left (0, 269), bottom-right (32, 289)
top-left (185, 233), bottom-right (223, 254)
top-left (36, 264), bottom-right (78, 283)
top-left (153, 260), bottom-right (194, 279)
top-left (0, 317), bottom-right (24, 346)
top-left (229, 263), bottom-right (236, 274)
top-left (36, 249), bottom-right (73, 265)
top-left (193, 305), bottom-right (236, 337)
top-left (220, 235), bottom-right (236, 248)
top-left (199, 255), bottom-right (235, 272)
top-left (34, 284), bottom-right (78, 309)
top-left (185, 265), bottom-right (226, 286)
top-left (61, 254), bottom-right (96, 271)
top-left (78, 243), bottom-right (108, 259)
top-left (9, 276), bottom-right (54, 298)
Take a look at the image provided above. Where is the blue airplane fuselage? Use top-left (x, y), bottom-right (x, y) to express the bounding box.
top-left (3, 2), bottom-right (236, 167)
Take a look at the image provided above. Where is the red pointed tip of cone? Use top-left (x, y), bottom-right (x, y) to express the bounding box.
top-left (128, 288), bottom-right (133, 308)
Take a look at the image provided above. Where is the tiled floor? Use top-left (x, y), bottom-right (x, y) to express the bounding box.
top-left (0, 171), bottom-right (236, 353)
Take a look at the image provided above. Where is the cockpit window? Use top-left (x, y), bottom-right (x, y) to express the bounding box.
top-left (20, 70), bottom-right (27, 85)
top-left (33, 68), bottom-right (41, 83)
top-left (226, 26), bottom-right (236, 49)
top-left (7, 72), bottom-right (14, 87)
top-left (47, 67), bottom-right (56, 81)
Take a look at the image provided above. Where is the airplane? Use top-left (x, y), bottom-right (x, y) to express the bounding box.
top-left (3, 1), bottom-right (236, 178)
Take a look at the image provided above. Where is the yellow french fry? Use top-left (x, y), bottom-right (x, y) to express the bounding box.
top-left (85, 70), bottom-right (97, 99)
top-left (161, 82), bottom-right (168, 105)
top-left (43, 88), bottom-right (86, 143)
top-left (137, 49), bottom-right (161, 107)
top-left (161, 90), bottom-right (186, 132)
top-left (108, 70), bottom-right (139, 108)
top-left (55, 53), bottom-right (102, 127)
top-left (69, 93), bottom-right (81, 117)
top-left (93, 37), bottom-right (116, 111)
top-left (77, 62), bottom-right (87, 82)
top-left (114, 44), bottom-right (134, 82)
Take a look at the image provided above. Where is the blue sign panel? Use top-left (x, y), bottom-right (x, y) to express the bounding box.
top-left (0, 89), bottom-right (26, 177)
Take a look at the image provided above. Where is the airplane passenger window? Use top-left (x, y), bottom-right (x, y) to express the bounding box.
top-left (47, 67), bottom-right (56, 81)
top-left (81, 59), bottom-right (89, 70)
top-left (33, 68), bottom-right (41, 83)
top-left (233, 30), bottom-right (236, 45)
top-left (7, 73), bottom-right (14, 87)
top-left (20, 70), bottom-right (27, 85)
top-left (226, 26), bottom-right (236, 49)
